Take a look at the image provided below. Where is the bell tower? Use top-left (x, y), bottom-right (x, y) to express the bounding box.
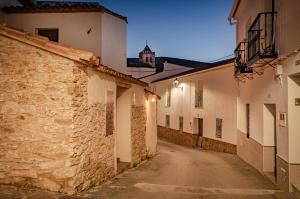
top-left (139, 43), bottom-right (155, 67)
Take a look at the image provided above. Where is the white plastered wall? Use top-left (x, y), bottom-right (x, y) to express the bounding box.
top-left (101, 12), bottom-right (127, 74)
top-left (4, 12), bottom-right (102, 56)
top-left (116, 87), bottom-right (132, 163)
top-left (87, 67), bottom-right (117, 171)
top-left (153, 64), bottom-right (237, 145)
top-left (4, 11), bottom-right (128, 74)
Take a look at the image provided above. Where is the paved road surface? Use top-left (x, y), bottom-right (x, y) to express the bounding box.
top-left (0, 140), bottom-right (292, 199)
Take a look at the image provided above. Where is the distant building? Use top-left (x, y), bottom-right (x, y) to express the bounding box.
top-left (0, 0), bottom-right (128, 74)
top-left (151, 58), bottom-right (237, 153)
top-left (229, 0), bottom-right (300, 192)
top-left (127, 44), bottom-right (210, 83)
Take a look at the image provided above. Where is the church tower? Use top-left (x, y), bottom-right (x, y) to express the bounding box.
top-left (139, 44), bottom-right (155, 67)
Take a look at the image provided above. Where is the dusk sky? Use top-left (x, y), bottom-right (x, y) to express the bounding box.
top-left (97, 0), bottom-right (236, 62)
top-left (50, 0), bottom-right (236, 62)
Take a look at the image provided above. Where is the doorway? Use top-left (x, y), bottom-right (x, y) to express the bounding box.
top-left (263, 104), bottom-right (277, 180)
top-left (194, 118), bottom-right (203, 147)
top-left (116, 86), bottom-right (131, 173)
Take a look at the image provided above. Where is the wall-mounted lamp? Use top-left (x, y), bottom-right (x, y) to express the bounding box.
top-left (151, 97), bottom-right (156, 102)
top-left (173, 78), bottom-right (180, 87)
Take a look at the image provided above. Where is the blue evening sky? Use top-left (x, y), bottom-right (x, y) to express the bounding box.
top-left (97, 0), bottom-right (236, 62)
top-left (51, 0), bottom-right (236, 62)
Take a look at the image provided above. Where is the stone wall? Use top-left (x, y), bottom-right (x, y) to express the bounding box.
top-left (131, 106), bottom-right (147, 165)
top-left (157, 125), bottom-right (198, 147)
top-left (201, 137), bottom-right (237, 154)
top-left (70, 65), bottom-right (115, 193)
top-left (0, 35), bottom-right (116, 194)
top-left (0, 35), bottom-right (76, 193)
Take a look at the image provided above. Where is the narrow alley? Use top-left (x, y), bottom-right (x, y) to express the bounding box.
top-left (0, 140), bottom-right (292, 199)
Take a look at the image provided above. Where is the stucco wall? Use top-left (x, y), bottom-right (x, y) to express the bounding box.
top-left (3, 11), bottom-right (128, 74)
top-left (116, 87), bottom-right (132, 163)
top-left (145, 94), bottom-right (157, 156)
top-left (101, 12), bottom-right (127, 74)
top-left (4, 12), bottom-right (102, 56)
top-left (153, 64), bottom-right (237, 145)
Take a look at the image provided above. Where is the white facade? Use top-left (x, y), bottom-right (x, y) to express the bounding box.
top-left (230, 0), bottom-right (300, 191)
top-left (2, 10), bottom-right (127, 74)
top-left (141, 62), bottom-right (194, 83)
top-left (152, 62), bottom-right (237, 145)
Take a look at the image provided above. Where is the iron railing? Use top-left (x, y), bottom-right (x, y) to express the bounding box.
top-left (247, 12), bottom-right (277, 63)
top-left (234, 42), bottom-right (253, 75)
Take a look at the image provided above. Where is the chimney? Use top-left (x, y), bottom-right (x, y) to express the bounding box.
top-left (18, 0), bottom-right (36, 6)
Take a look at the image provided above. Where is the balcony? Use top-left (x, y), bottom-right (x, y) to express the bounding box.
top-left (234, 42), bottom-right (253, 76)
top-left (247, 12), bottom-right (277, 64)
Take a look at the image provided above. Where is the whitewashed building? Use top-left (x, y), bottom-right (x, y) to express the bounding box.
top-left (127, 45), bottom-right (210, 83)
top-left (151, 59), bottom-right (237, 153)
top-left (0, 0), bottom-right (127, 74)
top-left (229, 0), bottom-right (300, 192)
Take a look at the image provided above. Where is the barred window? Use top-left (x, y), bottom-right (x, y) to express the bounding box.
top-left (246, 104), bottom-right (250, 138)
top-left (195, 80), bottom-right (203, 108)
top-left (165, 87), bottom-right (171, 107)
top-left (216, 118), bottom-right (222, 138)
top-left (165, 115), bottom-right (170, 128)
top-left (179, 116), bottom-right (183, 131)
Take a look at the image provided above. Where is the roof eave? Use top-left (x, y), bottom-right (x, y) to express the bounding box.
top-left (228, 0), bottom-right (240, 25)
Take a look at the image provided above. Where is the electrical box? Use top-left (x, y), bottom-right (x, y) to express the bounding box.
top-left (279, 112), bottom-right (287, 127)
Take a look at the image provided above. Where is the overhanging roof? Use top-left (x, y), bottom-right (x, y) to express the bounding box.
top-left (151, 58), bottom-right (234, 83)
top-left (228, 0), bottom-right (241, 24)
top-left (2, 1), bottom-right (128, 23)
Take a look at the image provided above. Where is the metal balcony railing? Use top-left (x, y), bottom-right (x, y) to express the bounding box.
top-left (234, 42), bottom-right (253, 76)
top-left (247, 12), bottom-right (277, 63)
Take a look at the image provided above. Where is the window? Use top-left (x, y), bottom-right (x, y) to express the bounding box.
top-left (165, 115), bottom-right (170, 128)
top-left (216, 118), bottom-right (222, 138)
top-left (106, 91), bottom-right (114, 136)
top-left (195, 80), bottom-right (203, 108)
top-left (179, 116), bottom-right (183, 131)
top-left (165, 87), bottom-right (171, 107)
top-left (246, 104), bottom-right (250, 138)
top-left (37, 28), bottom-right (59, 42)
top-left (146, 57), bottom-right (149, 63)
top-left (150, 57), bottom-right (153, 63)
